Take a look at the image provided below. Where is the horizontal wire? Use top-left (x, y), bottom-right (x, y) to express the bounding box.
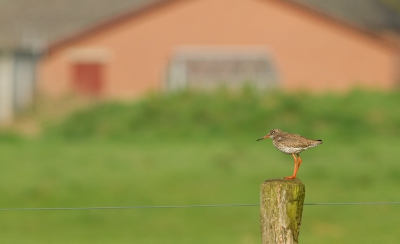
top-left (0, 204), bottom-right (258, 212)
top-left (305, 202), bottom-right (400, 206)
top-left (1, 202), bottom-right (400, 212)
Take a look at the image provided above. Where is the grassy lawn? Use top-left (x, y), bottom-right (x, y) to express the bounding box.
top-left (1, 89), bottom-right (400, 243)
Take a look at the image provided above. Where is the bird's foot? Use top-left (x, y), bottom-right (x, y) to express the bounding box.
top-left (284, 175), bottom-right (296, 180)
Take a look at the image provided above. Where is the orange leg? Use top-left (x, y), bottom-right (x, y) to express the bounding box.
top-left (284, 154), bottom-right (302, 180)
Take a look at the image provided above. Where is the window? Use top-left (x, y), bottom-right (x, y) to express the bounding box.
top-left (167, 47), bottom-right (279, 91)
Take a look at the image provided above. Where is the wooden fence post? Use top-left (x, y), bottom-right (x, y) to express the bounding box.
top-left (260, 178), bottom-right (305, 244)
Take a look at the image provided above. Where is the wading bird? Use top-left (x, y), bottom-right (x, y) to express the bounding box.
top-left (257, 129), bottom-right (322, 179)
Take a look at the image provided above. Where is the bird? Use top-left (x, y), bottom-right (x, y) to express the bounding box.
top-left (257, 129), bottom-right (322, 180)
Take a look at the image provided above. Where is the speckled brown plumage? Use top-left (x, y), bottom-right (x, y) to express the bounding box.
top-left (257, 129), bottom-right (322, 180)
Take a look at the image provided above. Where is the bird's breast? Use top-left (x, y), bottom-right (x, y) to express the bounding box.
top-left (276, 145), bottom-right (304, 154)
top-left (273, 140), bottom-right (305, 154)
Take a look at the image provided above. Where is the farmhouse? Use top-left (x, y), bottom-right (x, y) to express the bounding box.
top-left (1, 0), bottom-right (400, 121)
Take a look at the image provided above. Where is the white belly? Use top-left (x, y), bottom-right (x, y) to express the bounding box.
top-left (274, 143), bottom-right (306, 154)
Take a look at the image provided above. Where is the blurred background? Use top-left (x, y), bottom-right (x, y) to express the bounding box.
top-left (1, 0), bottom-right (400, 243)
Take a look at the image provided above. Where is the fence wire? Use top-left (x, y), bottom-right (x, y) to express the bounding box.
top-left (1, 202), bottom-right (400, 212)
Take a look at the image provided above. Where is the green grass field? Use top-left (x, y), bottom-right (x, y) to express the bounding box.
top-left (1, 89), bottom-right (400, 243)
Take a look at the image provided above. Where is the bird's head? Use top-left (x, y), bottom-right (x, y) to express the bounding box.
top-left (257, 129), bottom-right (281, 141)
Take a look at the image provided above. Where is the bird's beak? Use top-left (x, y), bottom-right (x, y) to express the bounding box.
top-left (256, 135), bottom-right (269, 141)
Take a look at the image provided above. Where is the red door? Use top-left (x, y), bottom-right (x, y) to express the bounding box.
top-left (72, 63), bottom-right (103, 96)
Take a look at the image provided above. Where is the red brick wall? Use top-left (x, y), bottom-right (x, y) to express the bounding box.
top-left (38, 0), bottom-right (400, 98)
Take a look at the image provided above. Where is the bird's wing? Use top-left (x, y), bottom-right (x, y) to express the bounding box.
top-left (275, 134), bottom-right (315, 148)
